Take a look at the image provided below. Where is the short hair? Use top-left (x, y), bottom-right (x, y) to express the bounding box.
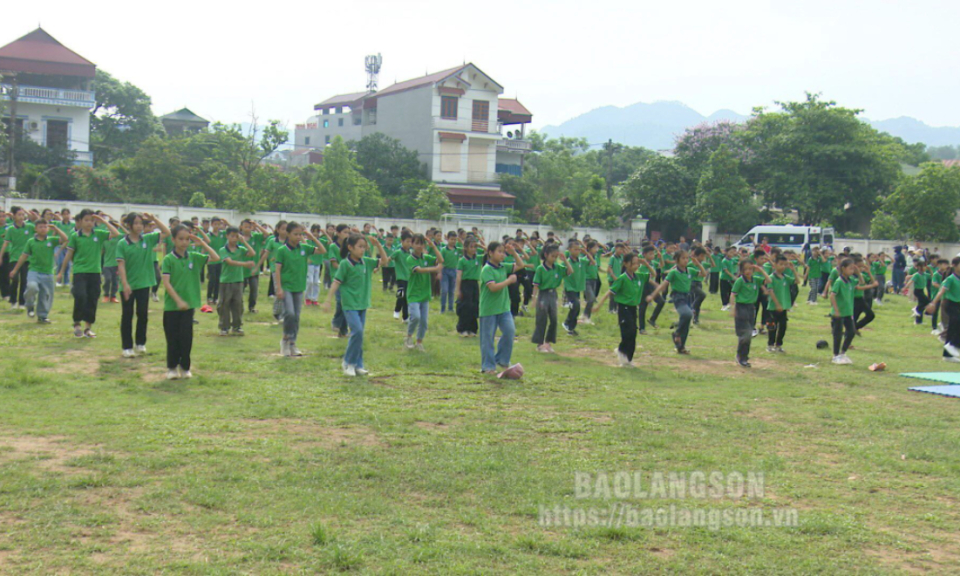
top-left (692, 247), bottom-right (708, 257)
top-left (225, 226), bottom-right (240, 235)
top-left (776, 255), bottom-right (788, 263)
top-left (122, 213), bottom-right (141, 228)
top-left (170, 224), bottom-right (190, 239)
top-left (77, 209), bottom-right (95, 221)
top-left (622, 253), bottom-right (638, 266)
top-left (400, 230), bottom-right (413, 241)
top-left (35, 218), bottom-right (48, 226)
top-left (541, 244), bottom-right (559, 259)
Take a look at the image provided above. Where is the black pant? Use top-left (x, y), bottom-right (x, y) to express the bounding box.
top-left (756, 294), bottom-right (770, 329)
top-left (0, 252), bottom-right (10, 299)
top-left (854, 298), bottom-right (875, 330)
top-left (691, 281), bottom-right (706, 322)
top-left (789, 283), bottom-right (799, 307)
top-left (564, 290), bottom-right (581, 330)
top-left (522, 269), bottom-right (534, 306)
top-left (767, 310), bottom-right (788, 347)
top-left (639, 282), bottom-right (665, 330)
top-left (9, 261), bottom-right (28, 305)
top-left (532, 289), bottom-right (558, 344)
top-left (72, 272), bottom-right (101, 325)
top-left (914, 289), bottom-right (930, 325)
top-left (102, 266), bottom-right (119, 299)
top-left (152, 262), bottom-right (161, 295)
top-left (382, 267), bottom-right (396, 291)
top-left (509, 274), bottom-right (522, 316)
top-left (395, 279), bottom-right (408, 320)
top-left (121, 287), bottom-right (150, 349)
top-left (207, 263), bottom-right (222, 302)
top-left (735, 304), bottom-right (756, 361)
top-left (163, 308), bottom-right (195, 370)
top-left (267, 274), bottom-right (276, 297)
top-left (456, 279), bottom-right (479, 334)
top-left (617, 302), bottom-right (638, 361)
top-left (944, 300), bottom-right (960, 357)
top-left (245, 276), bottom-right (259, 311)
top-left (709, 271), bottom-right (720, 294)
top-left (831, 316), bottom-right (855, 356)
top-left (720, 278), bottom-right (733, 306)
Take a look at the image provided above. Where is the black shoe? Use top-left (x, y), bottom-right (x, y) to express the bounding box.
top-left (638, 329), bottom-right (647, 335)
top-left (738, 358), bottom-right (751, 367)
top-left (648, 320), bottom-right (658, 329)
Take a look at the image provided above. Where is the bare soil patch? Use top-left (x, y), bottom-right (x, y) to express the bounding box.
top-left (0, 434), bottom-right (101, 474)
top-left (240, 418), bottom-right (384, 449)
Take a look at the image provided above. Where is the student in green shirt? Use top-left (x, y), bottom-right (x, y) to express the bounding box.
top-left (101, 218), bottom-right (125, 304)
top-left (205, 217), bottom-right (227, 304)
top-left (730, 260), bottom-right (773, 367)
top-left (561, 242), bottom-right (592, 335)
top-left (274, 222), bottom-right (328, 357)
top-left (240, 219), bottom-right (268, 313)
top-left (305, 223), bottom-right (326, 306)
top-left (904, 261), bottom-right (931, 326)
top-left (928, 258), bottom-right (949, 333)
top-left (439, 231), bottom-right (461, 314)
top-left (829, 258), bottom-right (873, 365)
top-left (116, 213), bottom-right (171, 357)
top-left (58, 209), bottom-right (119, 338)
top-left (323, 232), bottom-right (390, 377)
top-left (216, 226), bottom-right (256, 336)
top-left (391, 231), bottom-right (413, 321)
top-left (719, 246), bottom-right (739, 310)
top-left (871, 252), bottom-right (890, 305)
top-left (581, 240), bottom-right (602, 324)
top-left (161, 224), bottom-right (219, 380)
top-left (455, 237), bottom-right (484, 336)
top-left (926, 257), bottom-right (960, 361)
top-left (8, 218), bottom-right (68, 322)
top-left (805, 247), bottom-right (824, 305)
top-left (530, 244), bottom-right (574, 352)
top-left (0, 206), bottom-right (37, 308)
top-left (479, 241), bottom-right (523, 374)
top-left (647, 250), bottom-right (707, 354)
top-left (404, 234), bottom-right (444, 351)
top-left (766, 255), bottom-right (796, 353)
top-left (264, 221), bottom-right (288, 302)
top-left (594, 252), bottom-right (648, 366)
top-left (606, 243), bottom-right (626, 314)
top-left (709, 246), bottom-right (723, 295)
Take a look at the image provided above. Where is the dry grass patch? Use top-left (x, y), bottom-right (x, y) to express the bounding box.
top-left (240, 418), bottom-right (384, 449)
top-left (0, 434), bottom-right (102, 474)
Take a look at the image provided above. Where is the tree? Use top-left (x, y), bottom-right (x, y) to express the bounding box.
top-left (693, 145), bottom-right (759, 233)
top-left (188, 191), bottom-right (215, 208)
top-left (351, 133), bottom-right (427, 217)
top-left (578, 175), bottom-right (621, 229)
top-left (869, 210), bottom-right (902, 240)
top-left (312, 136), bottom-right (378, 215)
top-left (621, 156), bottom-right (696, 238)
top-left (882, 162), bottom-right (960, 242)
top-left (541, 203), bottom-right (574, 232)
top-left (927, 145), bottom-right (958, 161)
top-left (70, 166), bottom-right (126, 202)
top-left (414, 183), bottom-right (452, 220)
top-left (214, 113), bottom-right (288, 186)
top-left (90, 70), bottom-right (162, 166)
top-left (117, 136), bottom-right (195, 205)
top-left (674, 120), bottom-right (744, 179)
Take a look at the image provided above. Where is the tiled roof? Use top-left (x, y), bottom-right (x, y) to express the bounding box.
top-left (0, 28), bottom-right (95, 77)
top-left (160, 108), bottom-right (208, 123)
top-left (314, 91), bottom-right (371, 110)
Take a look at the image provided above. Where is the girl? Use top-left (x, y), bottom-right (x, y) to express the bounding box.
top-left (926, 257), bottom-right (960, 361)
top-left (7, 219), bottom-right (69, 323)
top-left (731, 261), bottom-right (773, 367)
top-left (0, 207), bottom-right (36, 309)
top-left (455, 237), bottom-right (483, 336)
top-left (324, 232), bottom-right (390, 376)
top-left (116, 213), bottom-right (170, 357)
top-left (829, 258), bottom-right (873, 365)
top-left (58, 209), bottom-right (120, 338)
top-left (391, 231), bottom-right (412, 321)
top-left (689, 246), bottom-right (709, 325)
top-left (853, 259), bottom-right (878, 334)
top-left (531, 245), bottom-right (574, 353)
top-left (872, 252), bottom-right (890, 305)
top-left (930, 259), bottom-right (949, 334)
top-left (805, 247), bottom-right (823, 305)
top-left (264, 221), bottom-right (288, 319)
top-left (305, 224), bottom-right (325, 306)
top-left (274, 222), bottom-right (328, 357)
top-left (479, 242), bottom-right (523, 374)
top-left (439, 231), bottom-right (460, 314)
top-left (646, 250), bottom-right (707, 354)
top-left (581, 240), bottom-right (602, 325)
top-left (405, 234), bottom-right (445, 351)
top-left (709, 246), bottom-right (723, 295)
top-left (904, 261), bottom-right (931, 325)
top-left (161, 225), bottom-right (220, 379)
top-left (606, 243), bottom-right (625, 313)
top-left (101, 220), bottom-right (124, 304)
top-left (594, 253), bottom-right (653, 366)
top-left (639, 244), bottom-right (666, 331)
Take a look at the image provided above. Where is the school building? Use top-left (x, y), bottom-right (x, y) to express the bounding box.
top-left (295, 63), bottom-right (533, 215)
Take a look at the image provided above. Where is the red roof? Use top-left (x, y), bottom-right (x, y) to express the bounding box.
top-left (441, 186), bottom-right (516, 205)
top-left (943, 160), bottom-right (960, 168)
top-left (0, 28), bottom-right (95, 78)
top-left (498, 98), bottom-right (532, 125)
top-left (375, 65), bottom-right (467, 98)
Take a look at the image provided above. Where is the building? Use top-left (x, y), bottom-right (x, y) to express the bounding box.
top-left (295, 63), bottom-right (533, 214)
top-left (0, 28), bottom-right (96, 167)
top-left (160, 107), bottom-right (209, 136)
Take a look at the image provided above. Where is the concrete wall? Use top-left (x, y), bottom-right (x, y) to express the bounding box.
top-left (373, 87), bottom-right (435, 174)
top-left (294, 113), bottom-right (363, 149)
top-left (15, 102), bottom-right (90, 153)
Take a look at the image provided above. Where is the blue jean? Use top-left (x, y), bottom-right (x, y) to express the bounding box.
top-left (25, 270), bottom-right (55, 320)
top-left (480, 311), bottom-right (515, 371)
top-left (672, 292), bottom-right (694, 350)
top-left (344, 309), bottom-right (366, 369)
top-left (282, 291), bottom-right (303, 341)
top-left (55, 247), bottom-right (71, 285)
top-left (306, 264), bottom-right (321, 301)
top-left (408, 300), bottom-right (429, 340)
top-left (440, 268), bottom-right (457, 312)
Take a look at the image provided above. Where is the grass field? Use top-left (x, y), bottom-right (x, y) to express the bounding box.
top-left (1, 276), bottom-right (959, 575)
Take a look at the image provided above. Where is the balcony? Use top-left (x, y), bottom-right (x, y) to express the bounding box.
top-left (432, 117), bottom-right (499, 135)
top-left (496, 139), bottom-right (532, 153)
top-left (0, 84), bottom-right (96, 108)
top-left (73, 151), bottom-right (94, 166)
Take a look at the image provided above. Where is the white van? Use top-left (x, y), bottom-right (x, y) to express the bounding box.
top-left (732, 225), bottom-right (834, 250)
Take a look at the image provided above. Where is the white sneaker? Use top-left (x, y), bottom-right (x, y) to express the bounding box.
top-left (343, 365), bottom-right (357, 377)
top-left (166, 369), bottom-right (179, 380)
top-left (932, 329), bottom-right (943, 336)
top-left (181, 369), bottom-right (192, 379)
top-left (27, 308), bottom-right (35, 318)
top-left (944, 357), bottom-right (960, 363)
top-left (393, 311), bottom-right (400, 319)
top-left (944, 343), bottom-right (960, 358)
top-left (356, 367), bottom-right (370, 376)
top-left (404, 336), bottom-right (415, 349)
top-left (720, 305), bottom-right (729, 312)
top-left (135, 345), bottom-right (147, 354)
top-left (289, 345), bottom-right (303, 357)
top-left (911, 309), bottom-right (920, 318)
top-left (751, 329), bottom-right (759, 338)
top-left (122, 349), bottom-right (136, 358)
top-left (151, 293), bottom-right (159, 302)
top-left (767, 346), bottom-right (776, 353)
top-left (415, 343), bottom-right (426, 352)
top-left (832, 356), bottom-right (844, 365)
top-left (840, 354), bottom-right (854, 365)
top-left (616, 351), bottom-right (629, 367)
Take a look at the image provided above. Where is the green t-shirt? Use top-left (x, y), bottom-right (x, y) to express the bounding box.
top-left (709, 253), bottom-right (723, 273)
top-left (870, 260), bottom-right (887, 276)
top-left (610, 271), bottom-right (645, 306)
top-left (264, 236), bottom-right (285, 272)
top-left (687, 262), bottom-right (706, 282)
top-left (334, 256), bottom-right (378, 311)
top-left (55, 221), bottom-right (75, 236)
top-left (218, 244), bottom-right (249, 284)
top-left (911, 271), bottom-right (928, 290)
top-left (309, 236), bottom-right (328, 266)
top-left (440, 246), bottom-right (461, 269)
top-left (831, 276), bottom-right (855, 317)
top-left (532, 263), bottom-right (564, 291)
top-left (608, 255), bottom-right (623, 279)
top-left (116, 232), bottom-right (162, 290)
top-left (807, 256), bottom-right (823, 278)
top-left (585, 254), bottom-right (600, 280)
top-left (391, 248), bottom-right (411, 281)
top-left (457, 255), bottom-right (483, 281)
top-left (854, 271), bottom-right (870, 299)
top-left (562, 253), bottom-right (587, 293)
top-left (242, 232), bottom-right (264, 279)
top-left (721, 257), bottom-right (739, 281)
top-left (68, 228), bottom-right (111, 274)
top-left (732, 275), bottom-right (763, 304)
top-left (208, 231), bottom-right (227, 253)
top-left (942, 274), bottom-right (960, 303)
top-left (666, 267), bottom-right (691, 294)
top-left (24, 235), bottom-right (57, 275)
top-left (102, 235), bottom-right (120, 267)
top-left (525, 247), bottom-right (540, 269)
top-left (162, 250), bottom-right (209, 311)
top-left (769, 271), bottom-right (794, 311)
top-left (479, 263), bottom-right (510, 317)
top-left (4, 222), bottom-right (35, 260)
top-left (275, 242), bottom-right (315, 293)
top-left (406, 253), bottom-right (437, 303)
top-left (932, 270), bottom-right (944, 288)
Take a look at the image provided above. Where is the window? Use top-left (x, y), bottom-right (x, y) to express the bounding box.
top-left (440, 140), bottom-right (461, 172)
top-left (441, 96), bottom-right (458, 120)
top-left (471, 100), bottom-right (489, 131)
top-left (353, 117), bottom-right (362, 126)
top-left (338, 118), bottom-right (344, 127)
top-left (809, 233), bottom-right (820, 244)
top-left (46, 120), bottom-right (69, 148)
top-left (759, 233), bottom-right (804, 246)
top-left (323, 119), bottom-right (329, 128)
top-left (325, 135), bottom-right (331, 145)
top-left (304, 137), bottom-right (310, 145)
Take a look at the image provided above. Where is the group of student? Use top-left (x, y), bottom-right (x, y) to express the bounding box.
top-left (4, 207), bottom-right (960, 378)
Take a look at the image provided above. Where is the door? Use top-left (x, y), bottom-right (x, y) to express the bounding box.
top-left (46, 120), bottom-right (68, 148)
top-left (468, 140), bottom-right (488, 183)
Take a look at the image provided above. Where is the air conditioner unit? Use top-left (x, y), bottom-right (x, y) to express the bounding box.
top-left (28, 121), bottom-right (39, 132)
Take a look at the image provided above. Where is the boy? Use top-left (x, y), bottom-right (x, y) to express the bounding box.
top-left (766, 255), bottom-right (795, 353)
top-left (927, 257), bottom-right (960, 361)
top-left (0, 207), bottom-right (37, 309)
top-left (58, 210), bottom-right (119, 338)
top-left (561, 241), bottom-right (591, 335)
top-left (606, 243), bottom-right (625, 314)
top-left (8, 219), bottom-right (69, 322)
top-left (478, 242), bottom-right (522, 374)
top-left (439, 231), bottom-right (461, 314)
top-left (391, 231), bottom-right (413, 321)
top-left (240, 219), bottom-right (268, 314)
top-left (806, 247), bottom-right (823, 305)
top-left (719, 246), bottom-right (738, 311)
top-left (217, 227), bottom-right (256, 336)
top-left (206, 217), bottom-right (227, 304)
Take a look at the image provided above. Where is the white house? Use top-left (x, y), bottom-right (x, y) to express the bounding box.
top-left (0, 28), bottom-right (97, 169)
top-left (296, 63), bottom-right (534, 214)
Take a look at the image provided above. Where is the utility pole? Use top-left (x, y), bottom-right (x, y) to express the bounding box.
top-left (605, 139), bottom-right (614, 197)
top-left (3, 72), bottom-right (18, 189)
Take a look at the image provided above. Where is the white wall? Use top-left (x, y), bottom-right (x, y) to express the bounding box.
top-left (372, 87), bottom-right (435, 174)
top-left (294, 112), bottom-right (363, 149)
top-left (15, 102), bottom-right (90, 153)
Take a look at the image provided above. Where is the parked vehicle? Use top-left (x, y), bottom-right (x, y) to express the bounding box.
top-left (733, 225), bottom-right (834, 250)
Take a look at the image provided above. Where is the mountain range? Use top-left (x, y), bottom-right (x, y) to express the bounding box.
top-left (539, 101), bottom-right (960, 151)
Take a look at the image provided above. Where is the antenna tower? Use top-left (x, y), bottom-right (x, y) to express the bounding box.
top-left (365, 54), bottom-right (382, 92)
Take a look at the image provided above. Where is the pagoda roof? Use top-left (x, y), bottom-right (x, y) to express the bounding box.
top-left (161, 108), bottom-right (209, 123)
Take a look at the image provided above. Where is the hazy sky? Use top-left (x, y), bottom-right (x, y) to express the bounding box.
top-left (6, 0), bottom-right (959, 131)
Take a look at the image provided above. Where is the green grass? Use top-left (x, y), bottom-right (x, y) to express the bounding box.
top-left (0, 277), bottom-right (958, 574)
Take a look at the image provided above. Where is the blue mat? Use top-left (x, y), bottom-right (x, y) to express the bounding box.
top-left (900, 372), bottom-right (960, 385)
top-left (908, 386), bottom-right (960, 398)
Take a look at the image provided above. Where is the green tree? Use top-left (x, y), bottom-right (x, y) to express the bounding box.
top-left (351, 133), bottom-right (427, 217)
top-left (541, 203), bottom-right (574, 232)
top-left (674, 120), bottom-right (743, 180)
top-left (312, 136), bottom-right (378, 215)
top-left (414, 183), bottom-right (452, 220)
top-left (622, 156), bottom-right (696, 238)
top-left (117, 136), bottom-right (195, 205)
top-left (578, 175), bottom-right (621, 229)
top-left (693, 145), bottom-right (758, 233)
top-left (188, 191), bottom-right (215, 208)
top-left (869, 210), bottom-right (902, 240)
top-left (927, 145), bottom-right (958, 161)
top-left (882, 162), bottom-right (960, 242)
top-left (90, 70), bottom-right (162, 166)
top-left (70, 165), bottom-right (126, 202)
